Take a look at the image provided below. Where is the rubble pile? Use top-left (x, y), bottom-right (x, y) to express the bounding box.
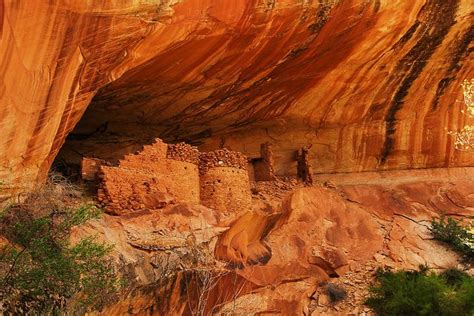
top-left (167, 143), bottom-right (200, 165)
top-left (251, 176), bottom-right (299, 202)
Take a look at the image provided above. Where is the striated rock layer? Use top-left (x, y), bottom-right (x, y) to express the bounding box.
top-left (1, 0), bottom-right (473, 192)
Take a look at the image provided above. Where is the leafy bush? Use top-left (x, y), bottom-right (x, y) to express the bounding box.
top-left (0, 181), bottom-right (120, 314)
top-left (365, 266), bottom-right (474, 316)
top-left (430, 216), bottom-right (473, 261)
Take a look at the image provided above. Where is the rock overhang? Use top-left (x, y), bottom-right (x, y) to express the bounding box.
top-left (1, 0), bottom-right (473, 194)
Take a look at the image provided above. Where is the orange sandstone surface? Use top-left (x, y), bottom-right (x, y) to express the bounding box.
top-left (73, 165), bottom-right (473, 315)
top-left (58, 139), bottom-right (470, 314)
top-left (1, 1), bottom-right (474, 314)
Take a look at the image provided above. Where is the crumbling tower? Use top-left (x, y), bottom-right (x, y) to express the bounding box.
top-left (296, 146), bottom-right (314, 185)
top-left (251, 142), bottom-right (276, 181)
top-left (199, 149), bottom-right (252, 215)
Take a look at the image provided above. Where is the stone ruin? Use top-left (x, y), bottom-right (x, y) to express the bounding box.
top-left (96, 139), bottom-right (200, 215)
top-left (86, 139), bottom-right (252, 215)
top-left (81, 157), bottom-right (108, 181)
top-left (296, 146), bottom-right (314, 185)
top-left (250, 142), bottom-right (276, 182)
top-left (199, 149), bottom-right (251, 215)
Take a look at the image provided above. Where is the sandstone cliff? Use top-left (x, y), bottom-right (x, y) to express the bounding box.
top-left (1, 0), bottom-right (473, 195)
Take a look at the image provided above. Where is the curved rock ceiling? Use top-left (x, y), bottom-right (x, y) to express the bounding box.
top-left (0, 0), bottom-right (473, 192)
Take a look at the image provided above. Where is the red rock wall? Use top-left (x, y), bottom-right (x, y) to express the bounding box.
top-left (1, 0), bottom-right (473, 192)
top-left (82, 0), bottom-right (474, 175)
top-left (0, 1), bottom-right (178, 192)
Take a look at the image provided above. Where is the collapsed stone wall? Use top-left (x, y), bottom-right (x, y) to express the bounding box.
top-left (98, 139), bottom-right (200, 215)
top-left (199, 149), bottom-right (252, 215)
top-left (296, 146), bottom-right (314, 185)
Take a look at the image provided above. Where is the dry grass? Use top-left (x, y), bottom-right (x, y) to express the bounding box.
top-left (0, 173), bottom-right (85, 240)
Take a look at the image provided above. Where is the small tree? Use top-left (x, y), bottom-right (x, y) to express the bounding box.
top-left (0, 191), bottom-right (120, 313)
top-left (430, 216), bottom-right (473, 262)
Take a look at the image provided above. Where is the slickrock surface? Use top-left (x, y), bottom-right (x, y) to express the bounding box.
top-left (212, 175), bottom-right (473, 315)
top-left (1, 1), bottom-right (473, 192)
top-left (71, 167), bottom-right (473, 315)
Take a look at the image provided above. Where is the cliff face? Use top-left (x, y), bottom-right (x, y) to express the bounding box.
top-left (1, 0), bottom-right (473, 192)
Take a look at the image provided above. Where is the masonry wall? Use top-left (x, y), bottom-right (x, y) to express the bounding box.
top-left (98, 140), bottom-right (200, 215)
top-left (199, 149), bottom-right (252, 214)
top-left (81, 157), bottom-right (107, 181)
top-left (253, 142), bottom-right (276, 181)
top-left (200, 167), bottom-right (252, 215)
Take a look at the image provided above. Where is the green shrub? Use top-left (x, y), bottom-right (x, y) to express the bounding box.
top-left (365, 266), bottom-right (474, 316)
top-left (430, 216), bottom-right (473, 261)
top-left (0, 204), bottom-right (120, 313)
